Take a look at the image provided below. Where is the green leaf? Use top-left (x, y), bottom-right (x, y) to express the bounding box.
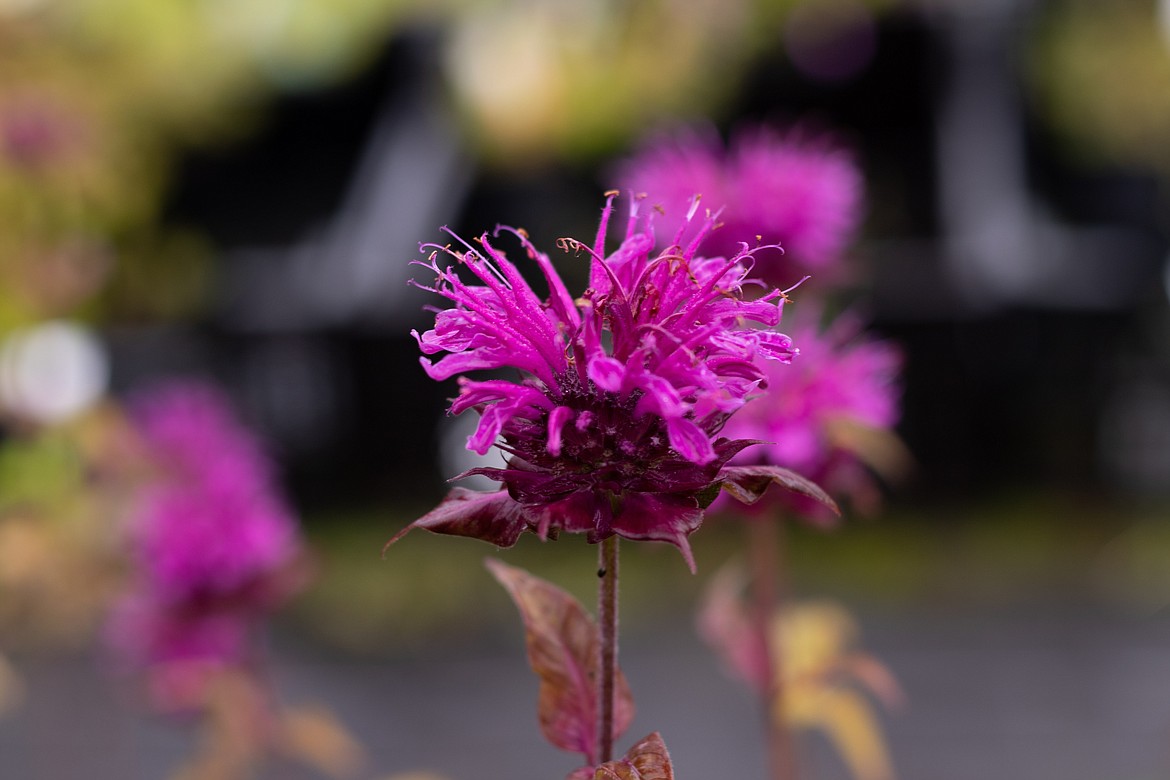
top-left (776, 602), bottom-right (901, 780)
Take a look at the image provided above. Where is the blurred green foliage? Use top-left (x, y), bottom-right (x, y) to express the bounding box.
top-left (1028, 0), bottom-right (1170, 175)
top-left (291, 491), bottom-right (1152, 656)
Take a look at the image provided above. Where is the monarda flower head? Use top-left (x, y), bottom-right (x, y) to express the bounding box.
top-left (615, 125), bottom-right (864, 285)
top-left (394, 193), bottom-right (837, 570)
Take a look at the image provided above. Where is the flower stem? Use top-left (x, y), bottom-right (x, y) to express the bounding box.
top-left (749, 515), bottom-right (797, 780)
top-left (598, 534), bottom-right (619, 764)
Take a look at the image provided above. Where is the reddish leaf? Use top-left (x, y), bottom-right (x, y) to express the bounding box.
top-left (718, 465), bottom-right (840, 515)
top-left (384, 488), bottom-right (531, 553)
top-left (590, 733), bottom-right (674, 780)
top-left (695, 561), bottom-right (769, 694)
top-left (486, 559), bottom-right (634, 765)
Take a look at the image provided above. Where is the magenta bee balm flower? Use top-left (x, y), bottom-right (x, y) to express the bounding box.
top-left (395, 194), bottom-right (838, 569)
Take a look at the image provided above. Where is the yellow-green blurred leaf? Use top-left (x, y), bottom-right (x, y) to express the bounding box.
top-left (824, 418), bottom-right (913, 485)
top-left (1029, 1), bottom-right (1170, 174)
top-left (782, 686), bottom-right (893, 780)
top-left (771, 600), bottom-right (901, 780)
top-left (0, 431), bottom-right (84, 511)
top-left (280, 704), bottom-right (366, 779)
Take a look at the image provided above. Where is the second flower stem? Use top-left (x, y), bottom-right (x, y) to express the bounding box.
top-left (598, 534), bottom-right (619, 764)
top-left (749, 515), bottom-right (797, 780)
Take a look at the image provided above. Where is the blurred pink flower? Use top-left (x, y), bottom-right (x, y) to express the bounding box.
top-left (396, 194), bottom-right (836, 569)
top-left (128, 383), bottom-right (301, 605)
top-left (614, 125), bottom-right (864, 285)
top-left (0, 94), bottom-right (87, 172)
top-left (106, 382), bottom-right (305, 710)
top-left (721, 309), bottom-right (901, 520)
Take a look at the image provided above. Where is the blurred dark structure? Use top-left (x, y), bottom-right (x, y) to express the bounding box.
top-left (113, 6), bottom-right (1168, 515)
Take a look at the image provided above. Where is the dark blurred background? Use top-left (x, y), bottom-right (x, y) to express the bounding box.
top-left (118, 4), bottom-right (1170, 511)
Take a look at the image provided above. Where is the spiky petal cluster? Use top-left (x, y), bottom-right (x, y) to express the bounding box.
top-left (400, 194), bottom-right (838, 569)
top-left (615, 125), bottom-right (864, 284)
top-left (105, 382), bottom-right (305, 711)
top-left (721, 310), bottom-right (902, 520)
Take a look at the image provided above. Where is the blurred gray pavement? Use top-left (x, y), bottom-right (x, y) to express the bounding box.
top-left (3, 603), bottom-right (1170, 780)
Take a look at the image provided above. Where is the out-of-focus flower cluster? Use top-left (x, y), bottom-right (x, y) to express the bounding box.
top-left (723, 309), bottom-right (904, 520)
top-left (616, 126), bottom-right (864, 284)
top-left (106, 382), bottom-right (306, 713)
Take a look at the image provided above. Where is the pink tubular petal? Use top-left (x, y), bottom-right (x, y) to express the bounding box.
top-left (666, 417), bottom-right (717, 464)
top-left (449, 379), bottom-right (516, 415)
top-left (592, 190), bottom-right (619, 261)
top-left (452, 381), bottom-right (549, 416)
top-left (468, 405), bottom-right (509, 454)
top-left (631, 373), bottom-right (685, 419)
top-left (756, 330), bottom-right (797, 362)
top-left (450, 385), bottom-right (503, 416)
top-left (587, 356), bottom-right (626, 393)
top-left (733, 292), bottom-right (786, 326)
top-left (546, 406), bottom-right (574, 456)
top-left (498, 226), bottom-right (581, 331)
top-left (705, 356), bottom-right (766, 381)
top-left (458, 383), bottom-right (552, 452)
top-left (420, 244), bottom-right (565, 386)
top-left (419, 350), bottom-right (509, 382)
